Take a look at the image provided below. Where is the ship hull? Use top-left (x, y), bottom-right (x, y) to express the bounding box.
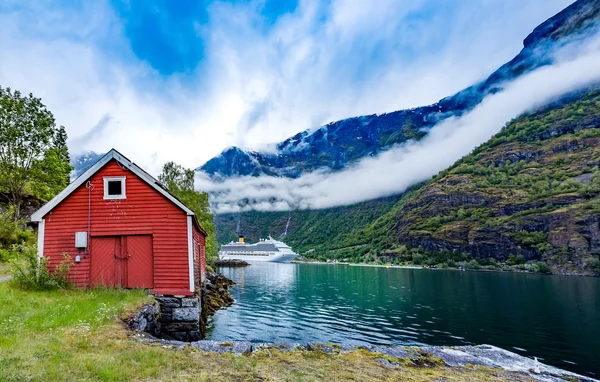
top-left (219, 252), bottom-right (299, 263)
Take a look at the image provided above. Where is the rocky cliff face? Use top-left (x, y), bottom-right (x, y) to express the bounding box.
top-left (199, 0), bottom-right (600, 180)
top-left (389, 89), bottom-right (600, 275)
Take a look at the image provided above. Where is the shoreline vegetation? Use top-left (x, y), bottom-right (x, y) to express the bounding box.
top-left (0, 281), bottom-right (588, 381)
top-left (292, 259), bottom-right (596, 277)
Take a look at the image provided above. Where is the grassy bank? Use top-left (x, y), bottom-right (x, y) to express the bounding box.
top-left (0, 283), bottom-right (536, 381)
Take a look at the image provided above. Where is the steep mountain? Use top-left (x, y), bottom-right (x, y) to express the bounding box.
top-left (200, 0), bottom-right (600, 179)
top-left (216, 87), bottom-right (600, 276)
top-left (384, 89), bottom-right (600, 275)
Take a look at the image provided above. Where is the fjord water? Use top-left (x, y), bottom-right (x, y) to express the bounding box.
top-left (208, 263), bottom-right (600, 377)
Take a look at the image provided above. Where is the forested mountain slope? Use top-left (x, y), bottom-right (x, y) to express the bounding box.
top-left (382, 89), bottom-right (600, 275)
top-left (215, 194), bottom-right (406, 255)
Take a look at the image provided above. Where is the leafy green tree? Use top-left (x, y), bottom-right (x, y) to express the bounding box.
top-left (30, 125), bottom-right (72, 200)
top-left (0, 87), bottom-right (72, 218)
top-left (158, 162), bottom-right (218, 259)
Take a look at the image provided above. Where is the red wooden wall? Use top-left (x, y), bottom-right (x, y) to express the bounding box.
top-left (192, 223), bottom-right (206, 291)
top-left (42, 159), bottom-right (196, 295)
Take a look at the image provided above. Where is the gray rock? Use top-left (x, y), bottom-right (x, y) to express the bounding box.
top-left (375, 358), bottom-right (398, 369)
top-left (188, 331), bottom-right (201, 342)
top-left (190, 340), bottom-right (221, 352)
top-left (420, 346), bottom-right (495, 367)
top-left (155, 297), bottom-right (181, 308)
top-left (173, 307), bottom-right (199, 321)
top-left (306, 343), bottom-right (357, 354)
top-left (162, 322), bottom-right (199, 332)
top-left (134, 316), bottom-right (148, 331)
top-left (181, 298), bottom-right (199, 307)
top-left (170, 332), bottom-right (188, 341)
top-left (231, 341), bottom-right (253, 355)
top-left (362, 345), bottom-right (410, 359)
top-left (190, 341), bottom-right (252, 354)
top-left (455, 345), bottom-right (597, 381)
top-left (253, 343), bottom-right (306, 352)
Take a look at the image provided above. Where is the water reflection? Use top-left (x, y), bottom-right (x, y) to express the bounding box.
top-left (208, 263), bottom-right (600, 377)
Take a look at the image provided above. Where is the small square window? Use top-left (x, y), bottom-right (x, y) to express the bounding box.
top-left (103, 177), bottom-right (126, 200)
top-left (107, 180), bottom-right (122, 195)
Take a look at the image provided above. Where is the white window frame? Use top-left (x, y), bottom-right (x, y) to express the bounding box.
top-left (103, 176), bottom-right (126, 200)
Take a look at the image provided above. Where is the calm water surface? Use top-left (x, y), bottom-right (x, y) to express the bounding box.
top-left (207, 263), bottom-right (600, 377)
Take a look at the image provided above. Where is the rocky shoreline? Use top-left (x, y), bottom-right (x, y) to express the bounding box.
top-left (199, 271), bottom-right (235, 337)
top-left (129, 335), bottom-right (596, 382)
top-left (213, 259), bottom-right (250, 267)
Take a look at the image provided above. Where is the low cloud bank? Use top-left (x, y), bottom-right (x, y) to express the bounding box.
top-left (197, 34), bottom-right (600, 214)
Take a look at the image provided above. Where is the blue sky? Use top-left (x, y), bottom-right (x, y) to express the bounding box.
top-left (0, 0), bottom-right (574, 173)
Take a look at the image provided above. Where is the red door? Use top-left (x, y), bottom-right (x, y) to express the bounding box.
top-left (126, 235), bottom-right (153, 288)
top-left (90, 235), bottom-right (153, 289)
top-left (90, 236), bottom-right (121, 287)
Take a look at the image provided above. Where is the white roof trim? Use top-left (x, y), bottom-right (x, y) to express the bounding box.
top-left (30, 149), bottom-right (195, 222)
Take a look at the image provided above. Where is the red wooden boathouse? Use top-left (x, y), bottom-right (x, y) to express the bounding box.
top-left (30, 149), bottom-right (206, 296)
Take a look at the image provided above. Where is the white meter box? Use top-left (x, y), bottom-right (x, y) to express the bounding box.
top-left (75, 232), bottom-right (88, 248)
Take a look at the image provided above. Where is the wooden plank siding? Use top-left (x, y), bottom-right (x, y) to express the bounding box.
top-left (192, 224), bottom-right (206, 292)
top-left (42, 159), bottom-right (193, 295)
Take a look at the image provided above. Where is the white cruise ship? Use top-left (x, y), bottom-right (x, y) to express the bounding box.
top-left (219, 236), bottom-right (299, 263)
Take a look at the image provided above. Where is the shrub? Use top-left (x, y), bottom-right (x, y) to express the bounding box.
top-left (514, 231), bottom-right (547, 246)
top-left (438, 262), bottom-right (449, 269)
top-left (532, 261), bottom-right (551, 274)
top-left (412, 253), bottom-right (424, 265)
top-left (507, 254), bottom-right (526, 266)
top-left (0, 243), bottom-right (32, 262)
top-left (589, 257), bottom-right (600, 274)
top-left (0, 208), bottom-right (34, 249)
top-left (465, 259), bottom-right (481, 270)
top-left (11, 251), bottom-right (73, 290)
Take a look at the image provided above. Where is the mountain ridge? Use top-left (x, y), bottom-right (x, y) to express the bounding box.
top-left (199, 0), bottom-right (600, 180)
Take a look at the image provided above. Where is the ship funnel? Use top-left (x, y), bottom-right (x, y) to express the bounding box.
top-left (238, 235), bottom-right (244, 243)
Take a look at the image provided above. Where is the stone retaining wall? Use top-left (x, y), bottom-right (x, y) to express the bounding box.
top-left (129, 296), bottom-right (202, 342)
top-left (155, 296), bottom-right (201, 341)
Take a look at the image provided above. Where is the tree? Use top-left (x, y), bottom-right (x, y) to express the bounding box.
top-left (158, 162), bottom-right (218, 259)
top-left (0, 87), bottom-right (72, 218)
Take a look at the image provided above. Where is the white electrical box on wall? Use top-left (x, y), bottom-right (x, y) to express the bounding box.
top-left (75, 232), bottom-right (88, 248)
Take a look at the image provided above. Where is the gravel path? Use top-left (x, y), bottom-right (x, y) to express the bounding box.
top-left (0, 275), bottom-right (12, 283)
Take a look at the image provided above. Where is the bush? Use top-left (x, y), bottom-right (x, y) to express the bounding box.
top-left (0, 243), bottom-right (32, 262)
top-left (0, 208), bottom-right (34, 250)
top-left (465, 259), bottom-right (481, 270)
top-left (507, 254), bottom-right (526, 266)
top-left (412, 253), bottom-right (424, 265)
top-left (438, 262), bottom-right (449, 269)
top-left (11, 251), bottom-right (73, 290)
top-left (532, 261), bottom-right (551, 274)
top-left (589, 257), bottom-right (600, 274)
top-left (514, 231), bottom-right (547, 246)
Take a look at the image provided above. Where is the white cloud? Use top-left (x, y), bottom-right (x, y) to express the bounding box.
top-left (0, 0), bottom-right (572, 175)
top-left (198, 33), bottom-right (600, 213)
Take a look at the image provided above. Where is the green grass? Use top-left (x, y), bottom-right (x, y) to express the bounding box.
top-left (0, 283), bottom-right (535, 381)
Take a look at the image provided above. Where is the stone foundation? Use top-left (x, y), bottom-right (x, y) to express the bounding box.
top-left (128, 301), bottom-right (161, 336)
top-left (155, 296), bottom-right (201, 341)
top-left (128, 273), bottom-right (235, 342)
